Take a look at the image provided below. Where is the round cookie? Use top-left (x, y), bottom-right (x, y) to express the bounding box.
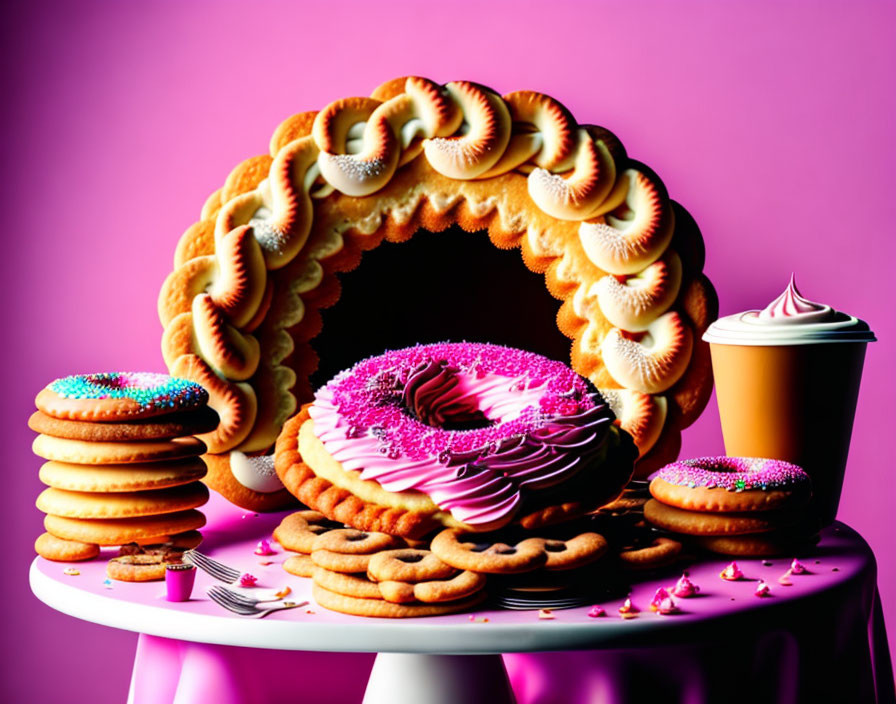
top-left (201, 452), bottom-right (297, 512)
top-left (282, 553), bottom-right (315, 578)
top-left (367, 549), bottom-right (457, 583)
top-left (35, 372), bottom-right (209, 421)
top-left (28, 407), bottom-right (219, 442)
top-left (38, 458), bottom-right (207, 493)
top-left (44, 509), bottom-right (206, 545)
top-left (312, 582), bottom-right (486, 618)
top-left (32, 434), bottom-right (205, 465)
top-left (312, 566), bottom-right (382, 600)
top-left (106, 554), bottom-right (172, 582)
top-left (274, 510), bottom-right (343, 554)
top-left (643, 498), bottom-right (796, 536)
top-left (36, 483), bottom-right (209, 519)
top-left (34, 532), bottom-right (99, 562)
top-left (649, 456), bottom-right (811, 513)
top-left (617, 536), bottom-right (683, 570)
top-left (377, 571), bottom-right (487, 605)
top-left (310, 529), bottom-right (405, 574)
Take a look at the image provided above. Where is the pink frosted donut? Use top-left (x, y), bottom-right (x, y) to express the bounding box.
top-left (649, 456), bottom-right (811, 513)
top-left (305, 342), bottom-right (621, 529)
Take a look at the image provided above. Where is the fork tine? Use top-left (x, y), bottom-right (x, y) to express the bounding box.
top-left (184, 550), bottom-right (242, 582)
top-left (207, 589), bottom-right (255, 615)
top-left (213, 587), bottom-right (263, 607)
top-left (208, 586), bottom-right (254, 609)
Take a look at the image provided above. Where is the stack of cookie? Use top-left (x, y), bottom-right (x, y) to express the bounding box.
top-left (30, 373), bottom-right (216, 571)
top-left (272, 510), bottom-right (617, 616)
top-left (643, 457), bottom-right (815, 557)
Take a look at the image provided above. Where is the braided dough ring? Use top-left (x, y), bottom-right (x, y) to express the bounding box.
top-left (310, 529), bottom-right (404, 573)
top-left (160, 76), bottom-right (716, 495)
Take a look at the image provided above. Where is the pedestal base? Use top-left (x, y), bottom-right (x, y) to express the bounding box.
top-left (363, 653), bottom-right (516, 704)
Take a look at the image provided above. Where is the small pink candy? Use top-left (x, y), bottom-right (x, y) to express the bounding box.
top-left (720, 561), bottom-right (744, 581)
top-left (239, 573), bottom-right (258, 587)
top-left (587, 605), bottom-right (606, 618)
top-left (790, 558), bottom-right (807, 575)
top-left (656, 596), bottom-right (679, 615)
top-left (672, 573), bottom-right (699, 598)
top-left (650, 587), bottom-right (671, 612)
top-left (254, 539), bottom-right (275, 556)
top-left (754, 579), bottom-right (771, 597)
top-left (619, 597), bottom-right (639, 617)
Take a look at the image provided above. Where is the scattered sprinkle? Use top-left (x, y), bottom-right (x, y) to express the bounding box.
top-left (49, 373), bottom-right (207, 413)
top-left (619, 597), bottom-right (639, 618)
top-left (754, 580), bottom-right (771, 597)
top-left (63, 568), bottom-right (80, 576)
top-left (275, 586), bottom-right (291, 598)
top-left (777, 570), bottom-right (793, 586)
top-left (762, 560), bottom-right (773, 567)
top-left (587, 605), bottom-right (606, 618)
top-left (468, 616), bottom-right (489, 623)
top-left (720, 562), bottom-right (744, 581)
top-left (671, 573), bottom-right (699, 598)
top-left (538, 609), bottom-right (555, 620)
top-left (102, 578), bottom-right (114, 589)
top-left (239, 573), bottom-right (258, 587)
top-left (790, 558), bottom-right (807, 575)
top-left (254, 539), bottom-right (276, 556)
top-left (655, 456), bottom-right (809, 492)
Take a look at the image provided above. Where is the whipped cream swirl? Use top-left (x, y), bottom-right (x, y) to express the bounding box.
top-left (703, 276), bottom-right (874, 345)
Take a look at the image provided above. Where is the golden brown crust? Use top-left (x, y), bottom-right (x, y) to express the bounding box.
top-left (36, 483), bottom-right (209, 519)
top-left (643, 499), bottom-right (798, 536)
top-left (274, 409), bottom-right (440, 539)
top-left (28, 408), bottom-right (219, 443)
top-left (617, 536), bottom-right (682, 570)
top-left (32, 434), bottom-right (205, 465)
top-left (649, 477), bottom-right (806, 513)
top-left (163, 77), bottom-right (716, 479)
top-left (39, 459), bottom-right (207, 493)
top-left (34, 532), bottom-right (99, 562)
top-left (44, 510), bottom-right (206, 545)
top-left (311, 582), bottom-right (486, 618)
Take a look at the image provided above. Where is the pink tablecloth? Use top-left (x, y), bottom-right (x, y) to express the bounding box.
top-left (34, 494), bottom-right (894, 703)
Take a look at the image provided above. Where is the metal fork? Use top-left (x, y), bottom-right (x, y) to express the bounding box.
top-left (183, 550), bottom-right (241, 583)
top-left (207, 586), bottom-right (306, 618)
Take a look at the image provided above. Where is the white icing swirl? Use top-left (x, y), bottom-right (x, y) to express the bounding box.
top-left (703, 276), bottom-right (874, 346)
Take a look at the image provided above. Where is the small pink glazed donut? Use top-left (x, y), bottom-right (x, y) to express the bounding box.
top-left (649, 456), bottom-right (811, 513)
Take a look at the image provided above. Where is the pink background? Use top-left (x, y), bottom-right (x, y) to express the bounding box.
top-left (4, 1), bottom-right (894, 701)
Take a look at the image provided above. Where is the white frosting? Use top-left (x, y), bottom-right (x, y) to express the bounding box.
top-left (703, 279), bottom-right (874, 346)
top-left (229, 452), bottom-right (285, 493)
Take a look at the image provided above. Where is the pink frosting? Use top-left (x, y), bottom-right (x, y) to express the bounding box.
top-left (307, 343), bottom-right (616, 526)
top-left (757, 275), bottom-right (837, 324)
top-left (671, 573), bottom-right (699, 598)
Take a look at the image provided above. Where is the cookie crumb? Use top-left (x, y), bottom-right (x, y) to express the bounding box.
top-left (63, 568), bottom-right (80, 576)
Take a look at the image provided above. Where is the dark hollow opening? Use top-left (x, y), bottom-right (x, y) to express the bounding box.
top-left (310, 225), bottom-right (573, 388)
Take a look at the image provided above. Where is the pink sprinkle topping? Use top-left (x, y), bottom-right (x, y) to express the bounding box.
top-left (588, 605), bottom-right (606, 618)
top-left (239, 573), bottom-right (258, 587)
top-left (672, 573), bottom-right (699, 598)
top-left (755, 579), bottom-right (771, 597)
top-left (720, 562), bottom-right (744, 581)
top-left (254, 539), bottom-right (275, 556)
top-left (790, 558), bottom-right (807, 574)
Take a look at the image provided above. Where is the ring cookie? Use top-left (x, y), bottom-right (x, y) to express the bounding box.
top-left (37, 483), bottom-right (209, 519)
top-left (643, 499), bottom-right (796, 536)
top-left (649, 457), bottom-right (811, 513)
top-left (38, 458), bottom-right (207, 493)
top-left (377, 571), bottom-right (487, 604)
top-left (366, 549), bottom-right (457, 583)
top-left (310, 529), bottom-right (405, 574)
top-left (282, 553), bottom-right (315, 578)
top-left (34, 532), bottom-right (99, 562)
top-left (617, 536), bottom-right (682, 570)
top-left (44, 509), bottom-right (206, 546)
top-left (312, 582), bottom-right (486, 618)
top-left (28, 407), bottom-right (219, 442)
top-left (274, 510), bottom-right (343, 554)
top-left (35, 373), bottom-right (209, 422)
top-left (32, 434), bottom-right (205, 465)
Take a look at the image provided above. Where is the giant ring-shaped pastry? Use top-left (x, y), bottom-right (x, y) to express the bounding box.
top-left (159, 76), bottom-right (717, 507)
